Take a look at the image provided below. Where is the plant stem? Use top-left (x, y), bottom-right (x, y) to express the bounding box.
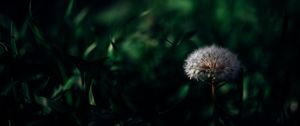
top-left (211, 80), bottom-right (217, 125)
top-left (211, 82), bottom-right (216, 104)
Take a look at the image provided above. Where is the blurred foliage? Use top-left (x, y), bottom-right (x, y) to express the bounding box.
top-left (0, 0), bottom-right (299, 125)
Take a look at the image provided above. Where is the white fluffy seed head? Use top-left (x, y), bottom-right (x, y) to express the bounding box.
top-left (184, 45), bottom-right (241, 82)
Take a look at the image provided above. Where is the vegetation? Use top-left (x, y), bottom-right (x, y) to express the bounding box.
top-left (0, 0), bottom-right (299, 125)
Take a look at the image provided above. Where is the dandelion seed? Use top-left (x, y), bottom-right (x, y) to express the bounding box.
top-left (184, 45), bottom-right (240, 82)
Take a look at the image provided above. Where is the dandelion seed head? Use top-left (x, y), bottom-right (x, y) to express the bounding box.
top-left (184, 45), bottom-right (241, 82)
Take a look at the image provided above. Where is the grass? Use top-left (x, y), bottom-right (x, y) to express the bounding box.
top-left (0, 0), bottom-right (299, 125)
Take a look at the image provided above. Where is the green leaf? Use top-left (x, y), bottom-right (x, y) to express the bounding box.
top-left (65, 91), bottom-right (73, 105)
top-left (0, 42), bottom-right (8, 55)
top-left (88, 80), bottom-right (96, 106)
top-left (63, 76), bottom-right (77, 90)
top-left (107, 42), bottom-right (116, 58)
top-left (74, 8), bottom-right (89, 25)
top-left (0, 15), bottom-right (18, 57)
top-left (62, 68), bottom-right (82, 91)
top-left (65, 0), bottom-right (74, 18)
top-left (34, 95), bottom-right (48, 107)
top-left (28, 0), bottom-right (33, 17)
top-left (29, 24), bottom-right (52, 50)
top-left (56, 60), bottom-right (67, 83)
top-left (51, 85), bottom-right (64, 99)
top-left (30, 24), bottom-right (44, 41)
top-left (51, 68), bottom-right (82, 99)
top-left (22, 83), bottom-right (31, 103)
top-left (83, 42), bottom-right (97, 59)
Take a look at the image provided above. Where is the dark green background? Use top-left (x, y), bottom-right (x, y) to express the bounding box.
top-left (0, 0), bottom-right (299, 125)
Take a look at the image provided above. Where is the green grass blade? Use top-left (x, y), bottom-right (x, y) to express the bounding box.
top-left (88, 80), bottom-right (96, 106)
top-left (65, 0), bottom-right (74, 18)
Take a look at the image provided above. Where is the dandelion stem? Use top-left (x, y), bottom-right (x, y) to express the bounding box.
top-left (211, 80), bottom-right (217, 124)
top-left (211, 82), bottom-right (216, 103)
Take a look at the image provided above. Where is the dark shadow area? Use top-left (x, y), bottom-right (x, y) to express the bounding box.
top-left (1, 0), bottom-right (299, 125)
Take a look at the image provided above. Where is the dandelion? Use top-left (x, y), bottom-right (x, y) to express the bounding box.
top-left (184, 45), bottom-right (240, 83)
top-left (184, 45), bottom-right (242, 124)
